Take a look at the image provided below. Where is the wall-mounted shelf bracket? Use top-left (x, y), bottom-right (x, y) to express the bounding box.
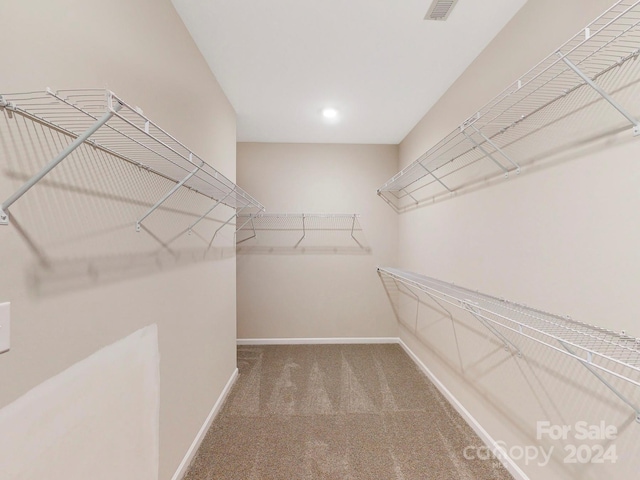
top-left (402, 188), bottom-right (420, 205)
top-left (0, 103), bottom-right (121, 226)
top-left (294, 214), bottom-right (307, 248)
top-left (209, 205), bottom-right (248, 247)
top-left (418, 161), bottom-right (453, 192)
top-left (467, 124), bottom-right (521, 175)
top-left (136, 156), bottom-right (205, 232)
top-left (559, 340), bottom-right (640, 423)
top-left (234, 211), bottom-right (256, 236)
top-left (558, 51), bottom-right (640, 136)
top-left (235, 213), bottom-right (257, 244)
top-left (350, 214), bottom-right (358, 242)
top-left (461, 127), bottom-right (510, 178)
top-left (462, 300), bottom-right (522, 357)
top-left (188, 190), bottom-right (234, 235)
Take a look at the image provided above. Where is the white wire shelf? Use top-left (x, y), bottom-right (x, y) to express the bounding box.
top-left (0, 88), bottom-right (264, 228)
top-left (378, 267), bottom-right (640, 420)
top-left (236, 213), bottom-right (362, 245)
top-left (378, 0), bottom-right (640, 209)
top-left (237, 213), bottom-right (361, 231)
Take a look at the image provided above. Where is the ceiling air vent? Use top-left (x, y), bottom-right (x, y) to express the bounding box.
top-left (425, 0), bottom-right (459, 21)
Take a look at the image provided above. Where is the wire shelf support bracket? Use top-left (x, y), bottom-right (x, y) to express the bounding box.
top-left (377, 267), bottom-right (640, 422)
top-left (462, 300), bottom-right (523, 357)
top-left (136, 156), bottom-right (205, 232)
top-left (235, 213), bottom-right (257, 244)
top-left (0, 88), bottom-right (264, 228)
top-left (188, 190), bottom-right (234, 235)
top-left (0, 97), bottom-right (122, 226)
top-left (463, 124), bottom-right (521, 176)
top-left (557, 50), bottom-right (640, 136)
top-left (417, 161), bottom-right (453, 193)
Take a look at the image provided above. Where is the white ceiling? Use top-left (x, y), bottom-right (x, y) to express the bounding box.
top-left (171, 0), bottom-right (527, 144)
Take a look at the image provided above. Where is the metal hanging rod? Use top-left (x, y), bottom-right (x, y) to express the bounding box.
top-left (378, 267), bottom-right (640, 422)
top-left (0, 88), bottom-right (264, 227)
top-left (378, 0), bottom-right (640, 208)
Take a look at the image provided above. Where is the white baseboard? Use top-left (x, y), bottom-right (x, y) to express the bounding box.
top-left (397, 337), bottom-right (529, 480)
top-left (237, 337), bottom-right (399, 345)
top-left (171, 368), bottom-right (239, 480)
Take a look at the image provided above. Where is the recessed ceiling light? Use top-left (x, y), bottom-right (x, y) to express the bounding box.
top-left (322, 108), bottom-right (339, 119)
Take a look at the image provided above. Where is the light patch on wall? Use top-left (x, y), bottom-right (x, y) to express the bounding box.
top-left (0, 325), bottom-right (160, 480)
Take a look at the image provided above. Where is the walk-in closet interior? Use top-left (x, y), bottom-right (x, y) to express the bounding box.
top-left (1, 1), bottom-right (639, 479)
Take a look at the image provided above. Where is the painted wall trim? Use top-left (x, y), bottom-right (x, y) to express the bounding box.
top-left (171, 368), bottom-right (239, 480)
top-left (237, 337), bottom-right (399, 345)
top-left (397, 337), bottom-right (529, 480)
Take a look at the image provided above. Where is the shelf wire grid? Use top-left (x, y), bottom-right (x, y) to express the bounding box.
top-left (0, 89), bottom-right (263, 211)
top-left (378, 0), bottom-right (640, 204)
top-left (378, 267), bottom-right (640, 388)
top-left (236, 213), bottom-right (362, 232)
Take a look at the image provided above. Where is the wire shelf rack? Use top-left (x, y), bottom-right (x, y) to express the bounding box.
top-left (0, 88), bottom-right (264, 228)
top-left (378, 267), bottom-right (640, 420)
top-left (378, 0), bottom-right (640, 210)
top-left (236, 213), bottom-right (362, 245)
top-left (237, 213), bottom-right (361, 231)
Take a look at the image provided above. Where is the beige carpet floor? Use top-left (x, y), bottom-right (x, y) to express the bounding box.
top-left (184, 344), bottom-right (513, 480)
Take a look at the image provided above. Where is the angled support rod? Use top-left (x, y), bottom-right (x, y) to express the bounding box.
top-left (388, 190), bottom-right (403, 201)
top-left (423, 290), bottom-right (455, 321)
top-left (468, 124), bottom-right (520, 174)
top-left (246, 215), bottom-right (258, 242)
top-left (461, 129), bottom-right (509, 177)
top-left (136, 157), bottom-right (204, 232)
top-left (558, 340), bottom-right (640, 423)
top-left (294, 213), bottom-right (306, 248)
top-left (395, 280), bottom-right (421, 333)
top-left (0, 105), bottom-right (121, 225)
top-left (234, 212), bottom-right (257, 244)
top-left (463, 301), bottom-right (522, 357)
top-left (417, 161), bottom-right (453, 192)
top-left (250, 215), bottom-right (256, 238)
top-left (350, 214), bottom-right (361, 244)
top-left (210, 205), bottom-right (248, 247)
top-left (188, 190), bottom-right (234, 234)
top-left (559, 52), bottom-right (640, 136)
top-left (401, 188), bottom-right (419, 205)
top-left (234, 211), bottom-right (256, 234)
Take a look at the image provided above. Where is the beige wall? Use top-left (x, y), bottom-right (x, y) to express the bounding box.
top-left (397, 0), bottom-right (640, 479)
top-left (0, 326), bottom-right (160, 480)
top-left (0, 1), bottom-right (239, 479)
top-left (237, 143), bottom-right (398, 339)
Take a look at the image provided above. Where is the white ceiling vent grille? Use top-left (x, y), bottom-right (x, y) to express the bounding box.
top-left (425, 0), bottom-right (460, 21)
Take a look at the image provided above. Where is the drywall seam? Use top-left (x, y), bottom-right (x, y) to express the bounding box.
top-left (237, 337), bottom-right (399, 345)
top-left (171, 368), bottom-right (239, 480)
top-left (398, 336), bottom-right (529, 480)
